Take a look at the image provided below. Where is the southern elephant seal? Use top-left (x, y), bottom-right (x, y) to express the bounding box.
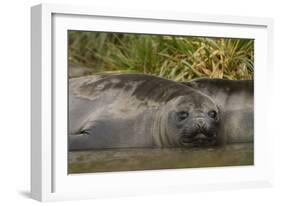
top-left (182, 78), bottom-right (254, 144)
top-left (68, 74), bottom-right (220, 151)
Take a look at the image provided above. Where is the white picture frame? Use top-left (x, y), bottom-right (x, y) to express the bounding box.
top-left (31, 3), bottom-right (274, 202)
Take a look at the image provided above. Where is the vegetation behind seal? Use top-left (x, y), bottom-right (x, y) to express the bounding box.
top-left (68, 31), bottom-right (254, 81)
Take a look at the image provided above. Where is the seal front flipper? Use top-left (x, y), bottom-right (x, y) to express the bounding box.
top-left (69, 131), bottom-right (93, 151)
top-left (68, 124), bottom-right (113, 151)
top-left (69, 120), bottom-right (142, 150)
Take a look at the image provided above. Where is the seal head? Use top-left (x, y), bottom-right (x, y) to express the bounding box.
top-left (154, 93), bottom-right (220, 148)
top-left (182, 78), bottom-right (253, 144)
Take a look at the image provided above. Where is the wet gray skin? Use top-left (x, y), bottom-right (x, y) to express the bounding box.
top-left (68, 74), bottom-right (220, 151)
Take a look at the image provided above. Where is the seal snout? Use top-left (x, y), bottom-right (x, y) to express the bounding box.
top-left (196, 118), bottom-right (206, 130)
top-left (181, 133), bottom-right (216, 147)
top-left (193, 133), bottom-right (216, 146)
top-left (180, 117), bottom-right (217, 147)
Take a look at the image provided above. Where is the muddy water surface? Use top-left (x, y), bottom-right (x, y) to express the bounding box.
top-left (69, 143), bottom-right (253, 174)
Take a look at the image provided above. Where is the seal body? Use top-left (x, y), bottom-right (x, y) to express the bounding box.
top-left (69, 74), bottom-right (220, 150)
top-left (183, 78), bottom-right (254, 144)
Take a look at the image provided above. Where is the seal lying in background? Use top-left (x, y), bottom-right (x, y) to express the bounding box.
top-left (69, 74), bottom-right (220, 151)
top-left (182, 78), bottom-right (254, 144)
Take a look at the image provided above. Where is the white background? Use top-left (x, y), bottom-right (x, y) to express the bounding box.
top-left (0, 0), bottom-right (280, 205)
top-left (52, 12), bottom-right (270, 199)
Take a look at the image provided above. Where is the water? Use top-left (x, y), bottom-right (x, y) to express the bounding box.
top-left (68, 143), bottom-right (253, 174)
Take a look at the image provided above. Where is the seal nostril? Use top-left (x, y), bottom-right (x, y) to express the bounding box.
top-left (196, 118), bottom-right (205, 130)
top-left (198, 119), bottom-right (204, 125)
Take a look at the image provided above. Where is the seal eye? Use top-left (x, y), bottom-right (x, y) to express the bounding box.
top-left (177, 111), bottom-right (189, 121)
top-left (208, 110), bottom-right (217, 119)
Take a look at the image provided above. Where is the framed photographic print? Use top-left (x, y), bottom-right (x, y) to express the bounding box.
top-left (31, 3), bottom-right (274, 201)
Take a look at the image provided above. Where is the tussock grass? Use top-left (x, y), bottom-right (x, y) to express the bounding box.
top-left (68, 31), bottom-right (254, 80)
